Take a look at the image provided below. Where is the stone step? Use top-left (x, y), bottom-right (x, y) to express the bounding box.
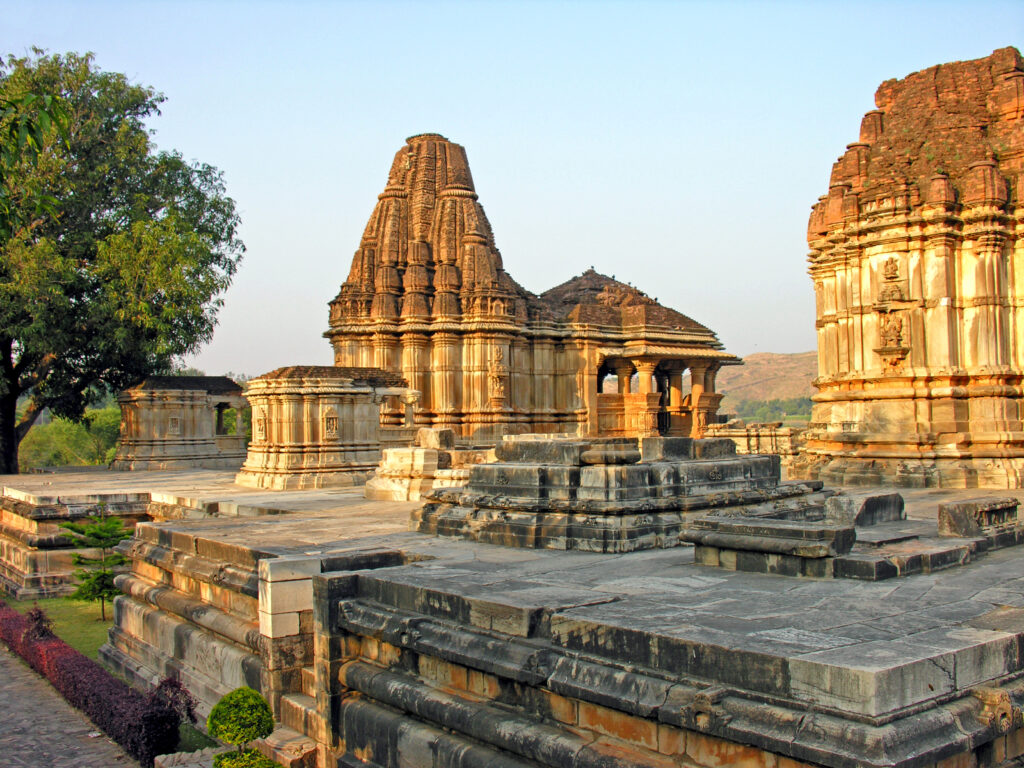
top-left (256, 725), bottom-right (317, 768)
top-left (300, 665), bottom-right (315, 697)
top-left (279, 693), bottom-right (317, 737)
top-left (854, 520), bottom-right (932, 546)
top-left (837, 538), bottom-right (976, 580)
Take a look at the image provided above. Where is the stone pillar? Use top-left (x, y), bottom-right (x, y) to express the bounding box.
top-left (610, 361), bottom-right (634, 394)
top-left (431, 332), bottom-right (460, 429)
top-left (669, 369), bottom-right (684, 409)
top-left (633, 360), bottom-right (657, 394)
top-left (689, 362), bottom-right (709, 438)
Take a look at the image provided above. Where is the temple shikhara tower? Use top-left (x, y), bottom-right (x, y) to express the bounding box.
top-left (327, 133), bottom-right (737, 439)
top-left (804, 47), bottom-right (1024, 487)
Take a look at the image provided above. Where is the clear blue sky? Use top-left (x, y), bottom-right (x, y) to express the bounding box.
top-left (4, 1), bottom-right (1022, 375)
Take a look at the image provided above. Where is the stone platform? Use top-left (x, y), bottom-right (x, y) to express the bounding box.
top-left (0, 469), bottom-right (412, 598)
top-left (5, 467), bottom-right (1024, 767)
top-left (416, 435), bottom-right (832, 552)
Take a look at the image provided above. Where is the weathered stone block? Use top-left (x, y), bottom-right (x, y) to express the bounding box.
top-left (415, 427), bottom-right (455, 450)
top-left (259, 555), bottom-right (323, 583)
top-left (826, 492), bottom-right (905, 526)
top-left (938, 498), bottom-right (1019, 537)
top-left (260, 578), bottom-right (314, 614)
top-left (692, 439), bottom-right (736, 459)
top-left (260, 610), bottom-right (300, 638)
top-left (639, 437), bottom-right (694, 461)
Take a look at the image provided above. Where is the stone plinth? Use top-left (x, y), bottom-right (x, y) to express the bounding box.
top-left (1, 465), bottom-right (1016, 768)
top-left (414, 434), bottom-right (830, 552)
top-left (684, 487), bottom-right (1024, 581)
top-left (310, 531), bottom-right (1024, 768)
top-left (804, 47), bottom-right (1024, 488)
top-left (112, 376), bottom-right (247, 471)
top-left (326, 133), bottom-right (738, 440)
top-left (364, 428), bottom-right (494, 501)
top-left (234, 366), bottom-right (411, 490)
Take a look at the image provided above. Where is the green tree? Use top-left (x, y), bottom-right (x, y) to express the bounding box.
top-left (0, 88), bottom-right (67, 239)
top-left (18, 404), bottom-right (122, 470)
top-left (0, 50), bottom-right (244, 473)
top-left (59, 507), bottom-right (132, 620)
top-left (207, 687), bottom-right (276, 768)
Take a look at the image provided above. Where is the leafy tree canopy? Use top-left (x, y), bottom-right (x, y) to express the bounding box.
top-left (0, 50), bottom-right (244, 473)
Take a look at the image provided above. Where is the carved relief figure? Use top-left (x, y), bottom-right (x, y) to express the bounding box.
top-left (255, 408), bottom-right (267, 442)
top-left (880, 313), bottom-right (903, 348)
top-left (488, 349), bottom-right (510, 403)
top-left (323, 406), bottom-right (339, 438)
top-left (878, 257), bottom-right (904, 302)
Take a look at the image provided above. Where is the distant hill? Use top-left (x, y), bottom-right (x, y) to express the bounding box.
top-left (714, 351), bottom-right (817, 409)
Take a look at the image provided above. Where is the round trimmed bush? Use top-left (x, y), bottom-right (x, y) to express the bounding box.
top-left (213, 748), bottom-right (280, 768)
top-left (207, 687), bottom-right (275, 751)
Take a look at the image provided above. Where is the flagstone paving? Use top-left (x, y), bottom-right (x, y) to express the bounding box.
top-left (0, 644), bottom-right (137, 767)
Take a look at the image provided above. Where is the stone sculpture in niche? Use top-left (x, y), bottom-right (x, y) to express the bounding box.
top-left (488, 349), bottom-right (509, 406)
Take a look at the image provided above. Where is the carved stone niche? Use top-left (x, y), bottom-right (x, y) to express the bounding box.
top-left (873, 256), bottom-right (912, 309)
top-left (874, 310), bottom-right (910, 373)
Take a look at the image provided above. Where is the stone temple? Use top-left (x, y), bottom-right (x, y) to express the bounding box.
top-left (327, 133), bottom-right (737, 441)
top-left (804, 47), bottom-right (1024, 488)
top-left (7, 49), bottom-right (1024, 768)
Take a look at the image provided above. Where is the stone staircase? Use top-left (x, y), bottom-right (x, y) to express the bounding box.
top-left (256, 666), bottom-right (318, 768)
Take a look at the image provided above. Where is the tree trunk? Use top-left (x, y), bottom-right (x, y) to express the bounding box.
top-left (0, 390), bottom-right (19, 474)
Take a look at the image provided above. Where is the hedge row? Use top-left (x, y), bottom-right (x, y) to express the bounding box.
top-left (0, 601), bottom-right (195, 767)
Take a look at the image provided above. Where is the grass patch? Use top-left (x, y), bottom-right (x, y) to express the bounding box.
top-left (9, 596), bottom-right (112, 659)
top-left (179, 722), bottom-right (218, 751)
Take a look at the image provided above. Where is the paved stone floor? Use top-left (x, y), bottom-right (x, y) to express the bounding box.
top-left (0, 644), bottom-right (137, 767)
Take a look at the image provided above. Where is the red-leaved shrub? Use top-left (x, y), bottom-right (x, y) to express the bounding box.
top-left (0, 601), bottom-right (189, 767)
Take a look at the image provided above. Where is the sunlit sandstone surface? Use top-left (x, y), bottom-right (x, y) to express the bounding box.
top-left (805, 47), bottom-right (1024, 489)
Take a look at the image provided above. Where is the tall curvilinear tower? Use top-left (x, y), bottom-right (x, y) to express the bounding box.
top-left (804, 47), bottom-right (1024, 487)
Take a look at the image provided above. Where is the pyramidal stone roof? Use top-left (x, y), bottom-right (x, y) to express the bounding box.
top-left (127, 376), bottom-right (242, 395)
top-left (538, 269), bottom-right (712, 332)
top-left (329, 133), bottom-right (725, 339)
top-left (809, 46), bottom-right (1024, 240)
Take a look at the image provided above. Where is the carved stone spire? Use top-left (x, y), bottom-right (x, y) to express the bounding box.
top-left (329, 134), bottom-right (528, 324)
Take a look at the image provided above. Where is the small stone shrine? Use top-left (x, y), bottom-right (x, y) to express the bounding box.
top-left (415, 434), bottom-right (830, 552)
top-left (235, 366), bottom-right (414, 490)
top-left (327, 133), bottom-right (738, 440)
top-left (804, 46), bottom-right (1024, 488)
top-left (111, 376), bottom-right (248, 471)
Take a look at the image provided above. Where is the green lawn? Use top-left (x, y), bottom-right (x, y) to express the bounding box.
top-left (9, 596), bottom-right (113, 659)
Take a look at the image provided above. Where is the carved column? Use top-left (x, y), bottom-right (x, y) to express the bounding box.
top-left (630, 359), bottom-right (660, 437)
top-left (401, 333), bottom-right (430, 418)
top-left (609, 360), bottom-right (634, 394)
top-left (689, 362), bottom-right (709, 438)
top-left (431, 332), bottom-right (460, 429)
